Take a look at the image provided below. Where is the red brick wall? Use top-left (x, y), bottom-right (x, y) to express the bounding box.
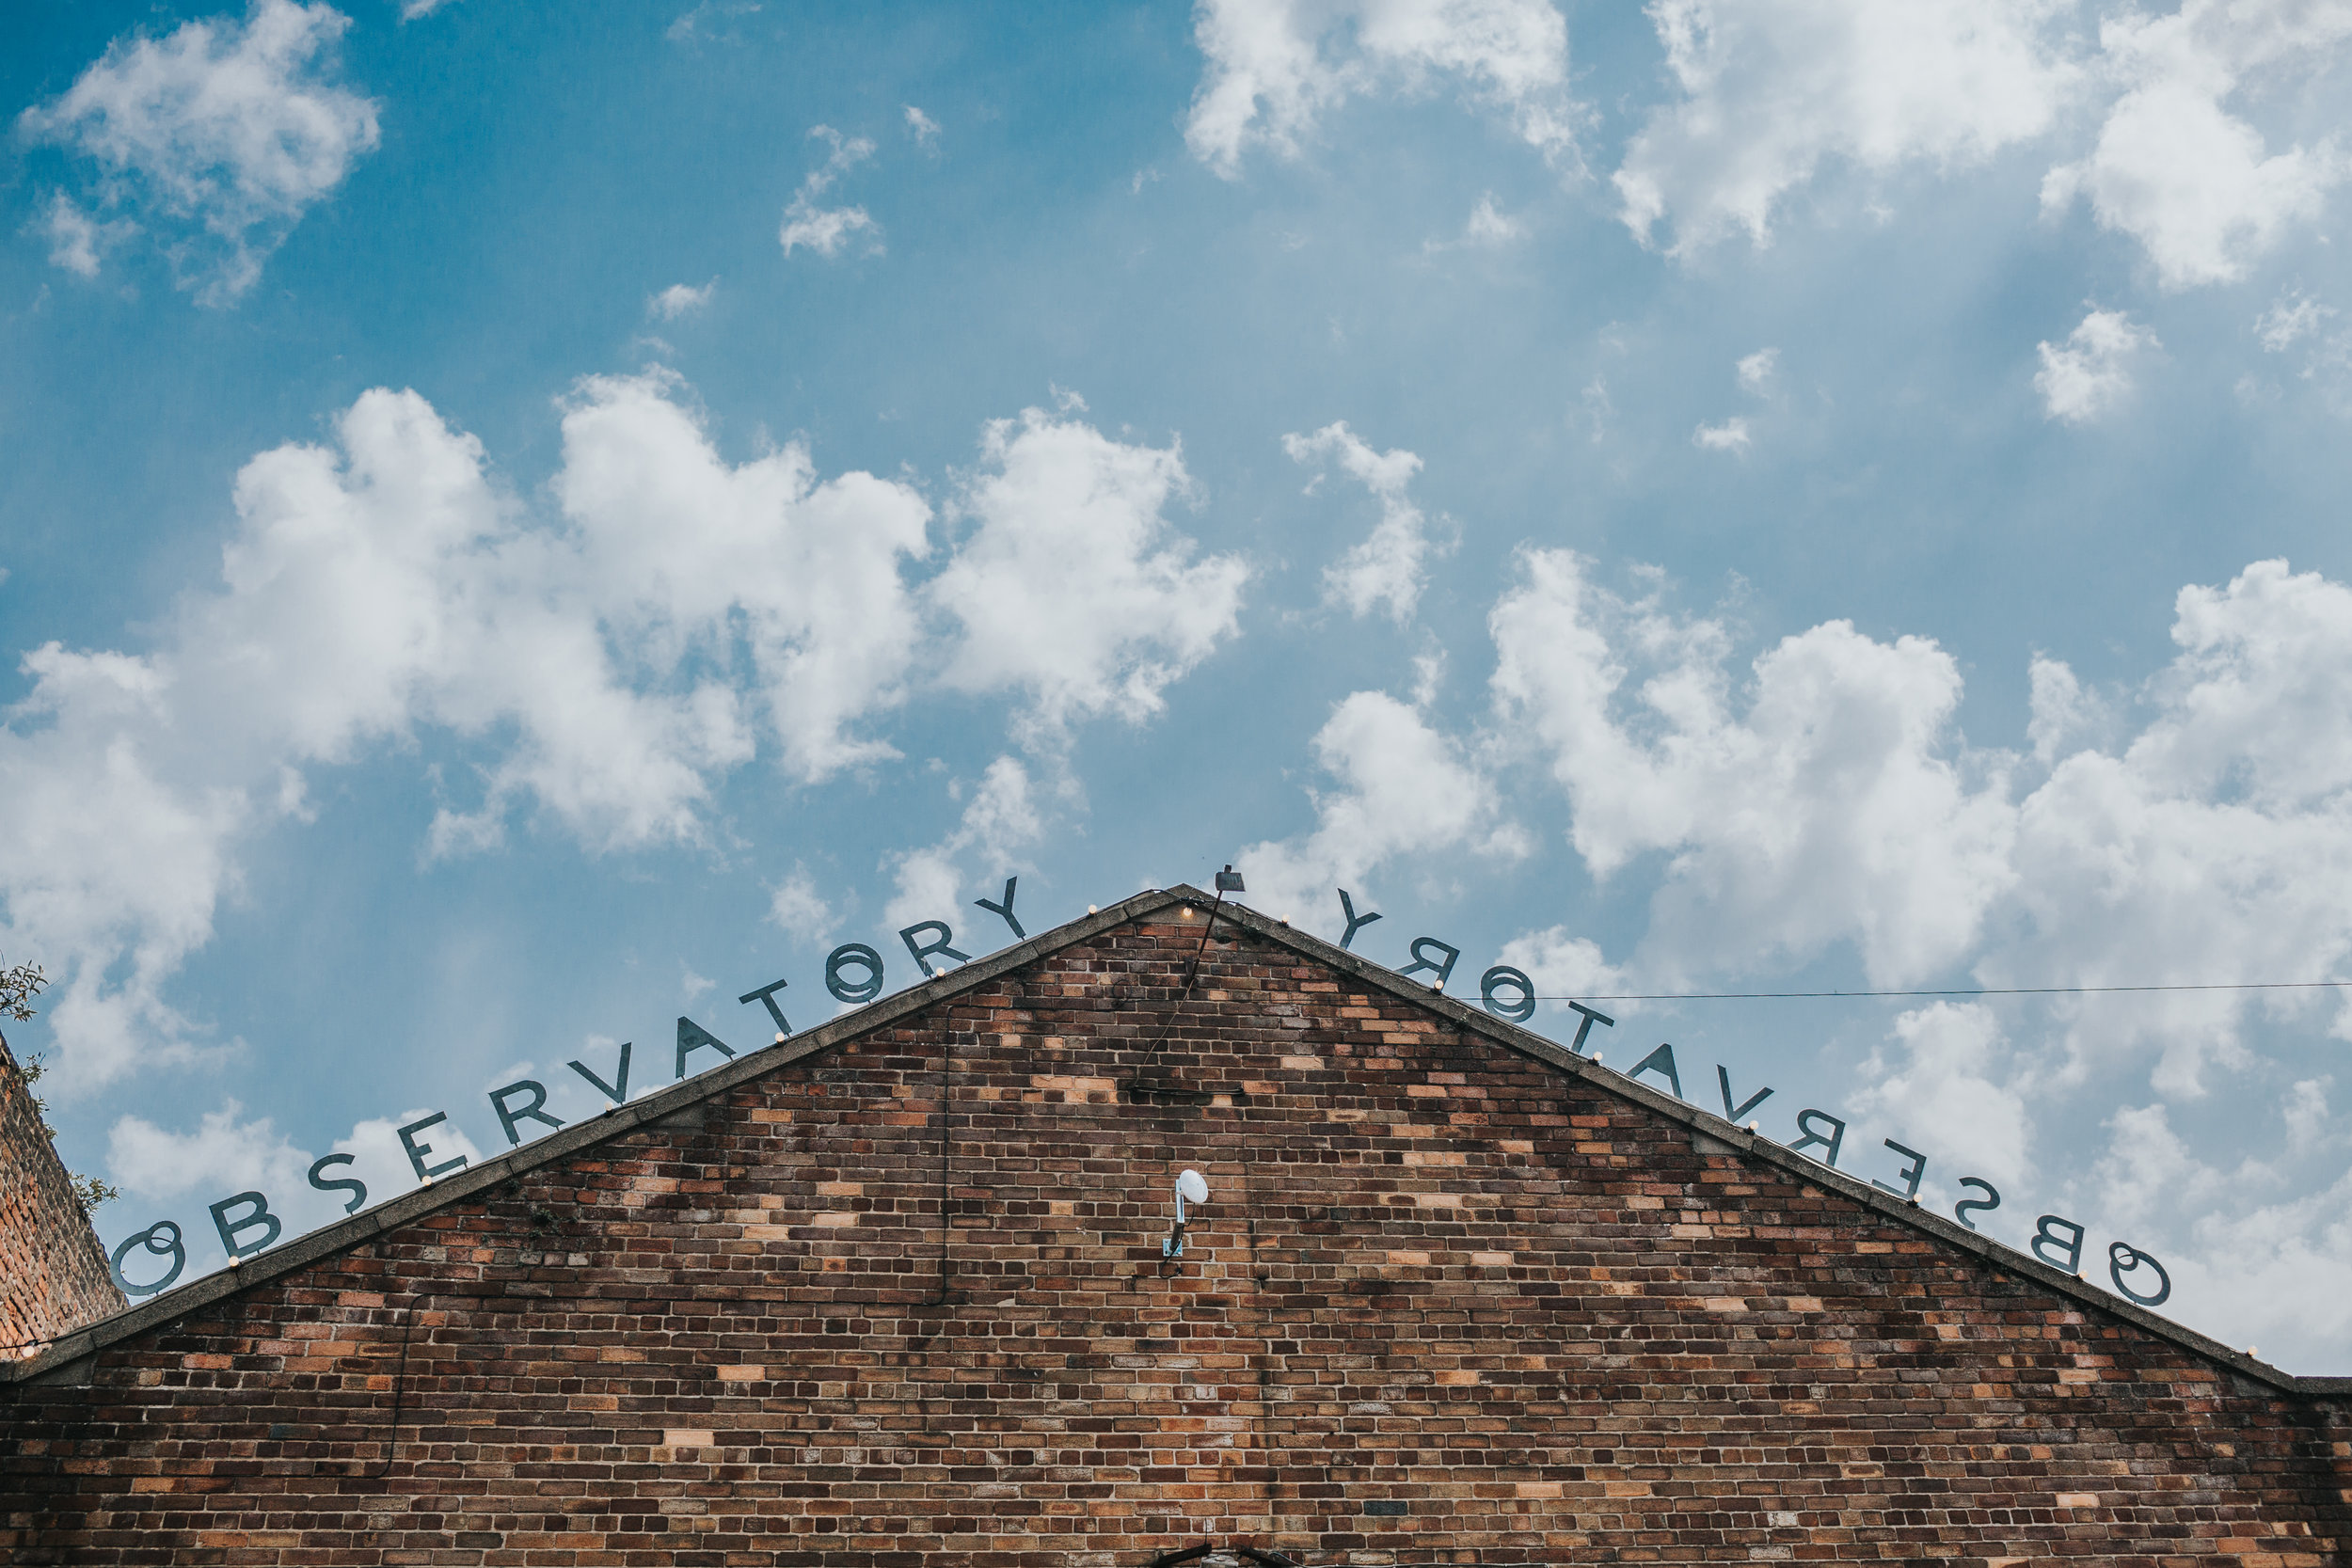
top-left (0, 1039), bottom-right (123, 1357)
top-left (3, 914), bottom-right (2346, 1565)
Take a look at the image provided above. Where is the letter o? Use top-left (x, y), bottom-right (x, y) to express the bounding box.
top-left (2106, 1241), bottom-right (2171, 1307)
top-left (1479, 964), bottom-right (1536, 1022)
top-left (825, 942), bottom-right (885, 1005)
top-left (109, 1220), bottom-right (186, 1298)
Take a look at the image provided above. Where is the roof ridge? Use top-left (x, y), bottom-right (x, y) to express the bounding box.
top-left (11, 882), bottom-right (2343, 1399)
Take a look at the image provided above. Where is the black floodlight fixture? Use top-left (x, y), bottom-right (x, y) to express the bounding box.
top-left (1163, 1167), bottom-right (1211, 1259)
top-left (1216, 864), bottom-right (1245, 893)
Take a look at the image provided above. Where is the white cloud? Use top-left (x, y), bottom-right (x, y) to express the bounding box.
top-left (904, 103), bottom-right (941, 148)
top-left (19, 0), bottom-right (382, 303)
top-left (929, 406), bottom-right (1248, 744)
top-left (1692, 416), bottom-right (1752, 452)
top-left (2258, 290), bottom-right (2337, 352)
top-left (2042, 0), bottom-right (2352, 291)
top-left (766, 865), bottom-right (837, 943)
top-left (1736, 346), bottom-right (1778, 394)
top-left (399, 0), bottom-right (458, 17)
top-left (1284, 420), bottom-right (1442, 623)
top-left (666, 1), bottom-right (759, 43)
top-left (646, 278), bottom-right (716, 320)
top-left (1488, 549), bottom-right (2016, 988)
top-left (1851, 1003), bottom-right (2034, 1191)
top-left (0, 372), bottom-right (933, 1095)
top-left (780, 125), bottom-right (882, 259)
top-left (883, 756), bottom-right (1042, 933)
top-left (1427, 191), bottom-right (1526, 251)
top-left (39, 193), bottom-right (136, 279)
top-left (1185, 0), bottom-right (1579, 178)
top-left (1614, 0), bottom-right (2070, 251)
top-left (2034, 307), bottom-right (2158, 423)
top-left (1238, 689), bottom-right (1524, 936)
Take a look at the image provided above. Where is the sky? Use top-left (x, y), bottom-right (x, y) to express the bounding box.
top-left (4, 0), bottom-right (2352, 1369)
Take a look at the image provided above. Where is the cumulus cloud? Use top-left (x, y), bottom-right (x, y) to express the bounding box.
top-left (929, 407), bottom-right (1248, 744)
top-left (1185, 0), bottom-right (1579, 177)
top-left (1851, 1003), bottom-right (2034, 1191)
top-left (646, 278), bottom-right (716, 320)
top-left (904, 103), bottom-right (941, 148)
top-left (1614, 0), bottom-right (2070, 250)
top-left (1736, 347), bottom-right (1779, 394)
top-left (883, 756), bottom-right (1042, 934)
top-left (767, 865), bottom-right (838, 943)
top-left (1285, 420), bottom-right (1442, 623)
top-left (780, 125), bottom-right (882, 259)
top-left (19, 0), bottom-right (382, 303)
top-left (1489, 549), bottom-right (2016, 987)
top-left (2042, 0), bottom-right (2352, 290)
top-left (0, 377), bottom-right (1253, 1096)
top-left (1237, 689), bottom-right (1525, 937)
top-left (2035, 307), bottom-right (2158, 423)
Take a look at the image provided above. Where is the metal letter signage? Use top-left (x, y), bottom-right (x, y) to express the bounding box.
top-left (1717, 1065), bottom-right (1772, 1123)
top-left (308, 1153), bottom-right (367, 1214)
top-left (1789, 1109), bottom-right (1847, 1167)
top-left (2108, 1241), bottom-right (2171, 1306)
top-left (1336, 889), bottom-right (1383, 951)
top-left (738, 978), bottom-right (792, 1037)
top-left (1479, 965), bottom-right (1535, 1022)
top-left (488, 1080), bottom-right (566, 1147)
top-left (2032, 1213), bottom-right (2087, 1274)
top-left (675, 1016), bottom-right (735, 1080)
top-left (1954, 1177), bottom-right (2001, 1230)
top-left (1397, 937), bottom-right (1460, 989)
top-left (108, 1221), bottom-right (185, 1298)
top-left (1872, 1139), bottom-right (1928, 1201)
top-left (826, 943), bottom-right (885, 1004)
top-left (208, 1192), bottom-right (282, 1259)
top-left (899, 921), bottom-right (972, 977)
top-left (397, 1112), bottom-right (469, 1182)
top-left (568, 1039), bottom-right (633, 1105)
top-left (1628, 1042), bottom-right (1684, 1100)
top-left (974, 877), bottom-right (1025, 940)
top-left (1565, 1001), bottom-right (1613, 1053)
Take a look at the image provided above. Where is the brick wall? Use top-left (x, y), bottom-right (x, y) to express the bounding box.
top-left (0, 1037), bottom-right (123, 1357)
top-left (3, 909), bottom-right (2346, 1565)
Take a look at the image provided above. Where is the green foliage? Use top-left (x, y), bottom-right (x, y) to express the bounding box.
top-left (2, 958), bottom-right (116, 1214)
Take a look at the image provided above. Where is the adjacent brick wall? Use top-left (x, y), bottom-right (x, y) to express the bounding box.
top-left (0, 1037), bottom-right (123, 1357)
top-left (3, 913), bottom-right (2346, 1565)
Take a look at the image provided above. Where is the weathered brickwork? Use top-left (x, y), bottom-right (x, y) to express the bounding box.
top-left (0, 1038), bottom-right (123, 1355)
top-left (4, 898), bottom-right (2347, 1565)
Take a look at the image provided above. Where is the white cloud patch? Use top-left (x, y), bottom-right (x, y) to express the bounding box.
top-left (766, 865), bottom-right (837, 943)
top-left (2258, 290), bottom-right (2336, 352)
top-left (1285, 420), bottom-right (1442, 624)
top-left (1692, 416), bottom-right (1752, 452)
top-left (2035, 307), bottom-right (2158, 423)
top-left (38, 193), bottom-right (137, 279)
top-left (646, 278), bottom-right (716, 320)
top-left (883, 756), bottom-right (1042, 934)
top-left (904, 103), bottom-right (941, 148)
top-left (2042, 0), bottom-right (2352, 291)
top-left (1615, 0), bottom-right (2070, 250)
top-left (1186, 0), bottom-right (1579, 178)
top-left (1851, 1002), bottom-right (2034, 1192)
top-left (400, 0), bottom-right (459, 18)
top-left (1489, 549), bottom-right (2016, 988)
top-left (1238, 690), bottom-right (1525, 937)
top-left (780, 126), bottom-right (882, 259)
top-left (19, 0), bottom-right (382, 303)
top-left (929, 406), bottom-right (1248, 745)
top-left (1736, 346), bottom-right (1779, 395)
top-left (0, 374), bottom-right (930, 1093)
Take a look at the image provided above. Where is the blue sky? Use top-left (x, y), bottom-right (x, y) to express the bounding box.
top-left (7, 0), bottom-right (2352, 1366)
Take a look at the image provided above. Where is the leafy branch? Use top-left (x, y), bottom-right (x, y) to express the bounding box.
top-left (2, 959), bottom-right (120, 1213)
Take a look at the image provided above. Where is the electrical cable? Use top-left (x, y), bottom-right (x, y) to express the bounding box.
top-left (1518, 980), bottom-right (2352, 1001)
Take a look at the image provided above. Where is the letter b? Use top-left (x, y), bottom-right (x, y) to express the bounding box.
top-left (2032, 1213), bottom-right (2085, 1274)
top-left (209, 1191), bottom-right (282, 1259)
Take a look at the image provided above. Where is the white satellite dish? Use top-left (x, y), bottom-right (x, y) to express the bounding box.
top-left (1164, 1168), bottom-right (1212, 1259)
